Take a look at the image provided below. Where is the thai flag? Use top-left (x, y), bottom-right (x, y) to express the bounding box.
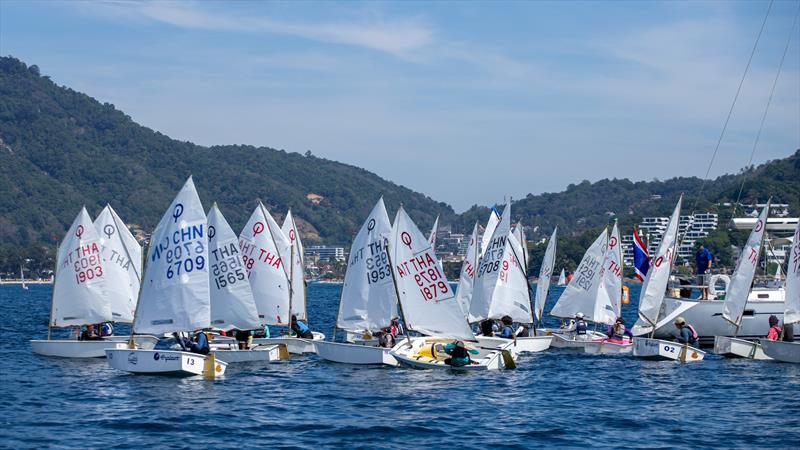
top-left (633, 226), bottom-right (650, 281)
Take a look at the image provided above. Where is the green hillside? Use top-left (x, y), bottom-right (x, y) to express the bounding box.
top-left (1, 56), bottom-right (798, 275)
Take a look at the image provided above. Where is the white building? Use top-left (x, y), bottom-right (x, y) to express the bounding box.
top-left (304, 246), bottom-right (346, 262)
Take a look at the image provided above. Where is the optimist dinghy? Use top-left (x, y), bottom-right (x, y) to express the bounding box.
top-left (106, 177), bottom-right (227, 378)
top-left (713, 203), bottom-right (772, 360)
top-left (469, 204), bottom-right (551, 353)
top-left (387, 206), bottom-right (516, 370)
top-left (632, 197), bottom-right (704, 363)
top-left (761, 218), bottom-right (800, 363)
top-left (539, 228), bottom-right (611, 349)
top-left (313, 198), bottom-right (400, 366)
top-left (30, 206), bottom-right (158, 358)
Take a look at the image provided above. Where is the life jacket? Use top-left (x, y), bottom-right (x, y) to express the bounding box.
top-left (101, 323), bottom-right (113, 336)
top-left (686, 324), bottom-right (699, 343)
top-left (612, 324), bottom-right (626, 339)
top-left (767, 325), bottom-right (782, 341)
top-left (575, 320), bottom-right (588, 335)
top-left (191, 332), bottom-right (210, 355)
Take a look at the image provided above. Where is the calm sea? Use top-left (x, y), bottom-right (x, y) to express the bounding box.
top-left (1, 283), bottom-right (798, 449)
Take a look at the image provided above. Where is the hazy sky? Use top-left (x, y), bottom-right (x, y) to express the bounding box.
top-left (2, 1), bottom-right (798, 211)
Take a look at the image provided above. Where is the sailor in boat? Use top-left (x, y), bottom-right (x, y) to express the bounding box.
top-left (569, 312), bottom-right (588, 338)
top-left (694, 244), bottom-right (714, 300)
top-left (766, 315), bottom-right (782, 341)
top-left (517, 325), bottom-right (530, 337)
top-left (79, 324), bottom-right (103, 341)
top-left (479, 319), bottom-right (497, 337)
top-left (673, 317), bottom-right (699, 346)
top-left (605, 317), bottom-right (633, 343)
top-left (377, 328), bottom-right (396, 348)
top-left (235, 328), bottom-right (252, 350)
top-left (497, 316), bottom-right (516, 339)
top-left (443, 340), bottom-right (479, 367)
top-left (389, 317), bottom-right (404, 337)
top-left (99, 322), bottom-right (113, 337)
top-left (172, 331), bottom-right (211, 355)
top-left (290, 315), bottom-right (314, 339)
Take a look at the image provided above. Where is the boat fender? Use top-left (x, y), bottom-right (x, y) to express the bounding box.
top-left (707, 274), bottom-right (731, 299)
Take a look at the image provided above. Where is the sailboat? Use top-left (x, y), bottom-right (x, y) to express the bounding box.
top-left (313, 198), bottom-right (399, 365)
top-left (540, 229), bottom-right (610, 348)
top-left (760, 217), bottom-right (800, 363)
top-left (583, 222), bottom-right (632, 354)
top-left (388, 206), bottom-right (516, 370)
top-left (106, 177), bottom-right (227, 377)
top-left (534, 227), bottom-right (557, 329)
top-left (205, 204), bottom-right (287, 363)
top-left (713, 202), bottom-right (772, 359)
top-left (31, 207), bottom-right (158, 358)
top-left (557, 269), bottom-right (566, 286)
top-left (94, 204), bottom-right (141, 323)
top-left (470, 204), bottom-right (552, 353)
top-left (633, 196), bottom-right (705, 362)
top-left (20, 265), bottom-right (28, 290)
top-left (454, 222), bottom-right (480, 320)
top-left (281, 210), bottom-right (307, 323)
top-left (240, 203), bottom-right (324, 354)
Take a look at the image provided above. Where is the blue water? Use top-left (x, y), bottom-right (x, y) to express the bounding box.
top-left (1, 283), bottom-right (799, 449)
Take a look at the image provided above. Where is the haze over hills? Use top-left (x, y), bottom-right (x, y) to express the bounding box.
top-left (1, 56), bottom-right (798, 274)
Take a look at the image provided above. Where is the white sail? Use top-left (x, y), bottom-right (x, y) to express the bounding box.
top-left (207, 204), bottom-right (261, 331)
top-left (775, 263), bottom-right (783, 281)
top-left (51, 207), bottom-right (112, 327)
top-left (337, 198), bottom-right (397, 332)
top-left (480, 208), bottom-right (501, 256)
top-left (470, 204), bottom-right (511, 321)
top-left (783, 219), bottom-right (799, 325)
top-left (282, 210), bottom-right (307, 320)
top-left (512, 221), bottom-right (529, 269)
top-left (535, 227), bottom-right (557, 322)
top-left (550, 229), bottom-right (608, 322)
top-left (94, 205), bottom-right (141, 323)
top-left (390, 206), bottom-right (474, 341)
top-left (134, 177), bottom-right (210, 334)
top-left (723, 203), bottom-right (770, 326)
top-left (239, 203), bottom-right (291, 325)
top-left (428, 215), bottom-right (440, 248)
top-left (488, 230), bottom-right (533, 323)
top-left (595, 222), bottom-right (623, 325)
top-left (638, 196), bottom-right (682, 326)
top-left (557, 269), bottom-right (566, 286)
top-left (454, 222), bottom-right (479, 320)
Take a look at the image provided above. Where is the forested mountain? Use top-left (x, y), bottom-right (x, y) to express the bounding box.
top-left (1, 56), bottom-right (798, 275)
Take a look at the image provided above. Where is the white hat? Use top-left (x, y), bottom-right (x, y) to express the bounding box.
top-left (576, 312), bottom-right (584, 319)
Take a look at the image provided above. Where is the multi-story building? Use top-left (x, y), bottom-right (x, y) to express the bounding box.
top-left (621, 213), bottom-right (719, 266)
top-left (304, 246), bottom-right (346, 262)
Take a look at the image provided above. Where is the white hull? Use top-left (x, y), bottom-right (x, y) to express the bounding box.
top-left (474, 336), bottom-right (552, 353)
top-left (313, 340), bottom-right (398, 366)
top-left (583, 339), bottom-right (633, 355)
top-left (210, 343), bottom-right (288, 363)
top-left (30, 335), bottom-right (159, 358)
top-left (633, 338), bottom-right (705, 362)
top-left (760, 339), bottom-right (800, 363)
top-left (105, 349), bottom-right (227, 377)
top-left (251, 332), bottom-right (325, 354)
top-left (389, 337), bottom-right (516, 371)
top-left (633, 288), bottom-right (798, 346)
top-left (537, 329), bottom-right (607, 349)
top-left (712, 336), bottom-right (771, 360)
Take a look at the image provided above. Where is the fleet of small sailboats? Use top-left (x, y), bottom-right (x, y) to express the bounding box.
top-left (27, 176), bottom-right (800, 378)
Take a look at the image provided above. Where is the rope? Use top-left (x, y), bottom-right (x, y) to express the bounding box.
top-left (690, 0), bottom-right (774, 215)
top-left (732, 2), bottom-right (800, 215)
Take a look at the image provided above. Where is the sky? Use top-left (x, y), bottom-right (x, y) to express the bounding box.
top-left (1, 0), bottom-right (798, 211)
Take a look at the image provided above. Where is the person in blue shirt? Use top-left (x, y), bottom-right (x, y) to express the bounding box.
top-left (497, 315), bottom-right (516, 339)
top-left (189, 331), bottom-right (210, 355)
top-left (443, 340), bottom-right (480, 367)
top-left (574, 312), bottom-right (588, 336)
top-left (695, 244), bottom-right (714, 300)
top-left (291, 315), bottom-right (314, 339)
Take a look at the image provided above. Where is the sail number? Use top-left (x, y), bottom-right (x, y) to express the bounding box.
top-left (211, 255), bottom-right (246, 289)
top-left (164, 241), bottom-right (206, 279)
top-left (70, 244), bottom-right (104, 284)
top-left (366, 246), bottom-right (391, 285)
top-left (414, 268), bottom-right (449, 301)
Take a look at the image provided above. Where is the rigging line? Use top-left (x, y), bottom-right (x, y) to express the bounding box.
top-left (733, 2), bottom-right (800, 216)
top-left (690, 0), bottom-right (774, 215)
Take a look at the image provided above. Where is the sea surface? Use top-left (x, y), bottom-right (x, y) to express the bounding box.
top-left (1, 283), bottom-right (799, 449)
